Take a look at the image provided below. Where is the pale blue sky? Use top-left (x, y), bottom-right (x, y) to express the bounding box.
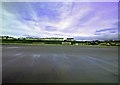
top-left (2, 2), bottom-right (118, 40)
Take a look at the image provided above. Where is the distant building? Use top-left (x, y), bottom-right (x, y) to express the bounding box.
top-left (40, 38), bottom-right (64, 41)
top-left (62, 42), bottom-right (72, 45)
top-left (61, 38), bottom-right (75, 45)
top-left (75, 43), bottom-right (79, 45)
top-left (25, 37), bottom-right (38, 40)
top-left (66, 38), bottom-right (74, 41)
top-left (25, 37), bottom-right (64, 41)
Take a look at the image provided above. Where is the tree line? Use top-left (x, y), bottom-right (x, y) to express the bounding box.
top-left (0, 36), bottom-right (120, 46)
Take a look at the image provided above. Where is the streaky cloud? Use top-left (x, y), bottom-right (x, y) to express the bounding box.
top-left (2, 2), bottom-right (118, 40)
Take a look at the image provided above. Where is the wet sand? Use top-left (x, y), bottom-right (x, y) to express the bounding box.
top-left (2, 45), bottom-right (118, 83)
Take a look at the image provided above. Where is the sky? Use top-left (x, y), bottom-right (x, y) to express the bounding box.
top-left (1, 2), bottom-right (119, 40)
